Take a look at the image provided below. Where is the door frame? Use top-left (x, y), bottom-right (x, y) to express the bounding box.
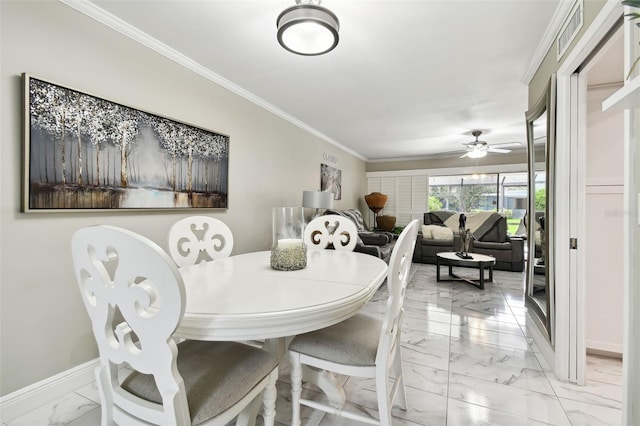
top-left (554, 0), bottom-right (622, 383)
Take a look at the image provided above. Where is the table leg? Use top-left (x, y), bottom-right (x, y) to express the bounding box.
top-left (263, 338), bottom-right (287, 360)
top-left (478, 264), bottom-right (485, 290)
top-left (302, 366), bottom-right (346, 409)
top-left (436, 257), bottom-right (441, 281)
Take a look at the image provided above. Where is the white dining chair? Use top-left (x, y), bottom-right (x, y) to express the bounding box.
top-left (71, 225), bottom-right (278, 426)
top-left (168, 216), bottom-right (266, 349)
top-left (288, 219), bottom-right (420, 426)
top-left (304, 215), bottom-right (358, 251)
top-left (168, 216), bottom-right (234, 267)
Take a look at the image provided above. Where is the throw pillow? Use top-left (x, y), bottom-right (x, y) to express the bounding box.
top-left (421, 225), bottom-right (433, 239)
top-left (430, 225), bottom-right (454, 241)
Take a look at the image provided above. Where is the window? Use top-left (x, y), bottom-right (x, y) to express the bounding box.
top-left (429, 172), bottom-right (528, 234)
top-left (429, 173), bottom-right (498, 212)
top-left (366, 169), bottom-right (529, 234)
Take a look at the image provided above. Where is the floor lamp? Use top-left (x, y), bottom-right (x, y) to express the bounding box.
top-left (364, 192), bottom-right (387, 230)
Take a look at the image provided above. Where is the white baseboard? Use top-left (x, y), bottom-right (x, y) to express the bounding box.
top-left (0, 359), bottom-right (99, 422)
top-left (526, 313), bottom-right (556, 374)
top-left (586, 340), bottom-right (623, 356)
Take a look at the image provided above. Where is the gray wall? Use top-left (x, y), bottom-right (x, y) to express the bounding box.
top-left (0, 1), bottom-right (366, 395)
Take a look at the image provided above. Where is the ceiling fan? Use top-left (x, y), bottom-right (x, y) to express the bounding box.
top-left (460, 130), bottom-right (519, 158)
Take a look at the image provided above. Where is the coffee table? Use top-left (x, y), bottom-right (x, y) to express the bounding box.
top-left (436, 251), bottom-right (496, 290)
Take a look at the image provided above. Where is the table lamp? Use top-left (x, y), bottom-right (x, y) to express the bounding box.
top-left (302, 190), bottom-right (334, 218)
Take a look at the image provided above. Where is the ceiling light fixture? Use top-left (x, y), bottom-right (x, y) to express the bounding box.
top-left (277, 0), bottom-right (339, 56)
top-left (466, 148), bottom-right (488, 159)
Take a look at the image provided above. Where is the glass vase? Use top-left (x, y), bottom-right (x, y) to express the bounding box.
top-left (270, 207), bottom-right (307, 271)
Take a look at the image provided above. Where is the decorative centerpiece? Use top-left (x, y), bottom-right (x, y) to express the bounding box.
top-left (376, 215), bottom-right (396, 231)
top-left (456, 214), bottom-right (473, 259)
top-left (365, 192), bottom-right (393, 230)
top-left (271, 207), bottom-right (307, 271)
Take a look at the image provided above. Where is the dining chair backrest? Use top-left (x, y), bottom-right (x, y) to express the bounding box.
top-left (304, 215), bottom-right (358, 251)
top-left (168, 216), bottom-right (234, 267)
top-left (72, 225), bottom-right (191, 424)
top-left (288, 219), bottom-right (420, 426)
top-left (376, 219), bottom-right (419, 363)
top-left (72, 225), bottom-right (279, 426)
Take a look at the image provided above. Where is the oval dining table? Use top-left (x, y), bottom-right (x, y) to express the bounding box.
top-left (175, 249), bottom-right (388, 408)
top-left (176, 249), bottom-right (388, 343)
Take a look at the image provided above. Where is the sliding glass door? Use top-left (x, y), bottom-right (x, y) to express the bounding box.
top-left (428, 172), bottom-right (528, 234)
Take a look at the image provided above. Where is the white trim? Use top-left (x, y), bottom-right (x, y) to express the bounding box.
top-left (366, 163), bottom-right (528, 178)
top-left (553, 71), bottom-right (574, 381)
top-left (527, 314), bottom-right (555, 370)
top-left (621, 7), bottom-right (638, 424)
top-left (557, 1), bottom-right (622, 76)
top-left (0, 359), bottom-right (99, 422)
top-left (556, 0), bottom-right (584, 61)
top-left (523, 0), bottom-right (579, 84)
top-left (588, 82), bottom-right (624, 94)
top-left (554, 0), bottom-right (622, 384)
top-left (575, 68), bottom-right (588, 386)
top-left (57, 0), bottom-right (366, 162)
top-left (622, 107), bottom-right (637, 426)
top-left (603, 75), bottom-right (640, 111)
top-left (584, 183), bottom-right (624, 192)
top-left (585, 339), bottom-right (623, 355)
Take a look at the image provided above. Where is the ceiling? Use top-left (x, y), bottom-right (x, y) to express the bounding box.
top-left (80, 0), bottom-right (564, 162)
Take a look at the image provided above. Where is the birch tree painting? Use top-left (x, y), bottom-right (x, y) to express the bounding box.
top-left (24, 75), bottom-right (229, 210)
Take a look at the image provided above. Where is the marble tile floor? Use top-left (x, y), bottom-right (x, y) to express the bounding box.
top-left (3, 263), bottom-right (623, 426)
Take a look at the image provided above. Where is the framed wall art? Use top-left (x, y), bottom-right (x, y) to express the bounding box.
top-left (22, 74), bottom-right (229, 212)
top-left (320, 163), bottom-right (341, 200)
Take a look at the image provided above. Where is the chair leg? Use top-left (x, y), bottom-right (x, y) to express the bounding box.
top-left (262, 370), bottom-right (278, 426)
top-left (393, 348), bottom-right (407, 411)
top-left (375, 374), bottom-right (393, 426)
top-left (96, 366), bottom-right (115, 426)
top-left (290, 352), bottom-right (303, 426)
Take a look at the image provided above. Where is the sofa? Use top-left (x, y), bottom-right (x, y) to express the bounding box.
top-left (413, 211), bottom-right (524, 272)
top-left (324, 209), bottom-right (396, 263)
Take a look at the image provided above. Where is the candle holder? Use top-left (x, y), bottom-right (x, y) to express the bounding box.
top-left (271, 207), bottom-right (307, 271)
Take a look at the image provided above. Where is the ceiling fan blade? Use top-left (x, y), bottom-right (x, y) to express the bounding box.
top-left (491, 142), bottom-right (522, 148)
top-left (459, 152), bottom-right (470, 158)
top-left (487, 148), bottom-right (511, 153)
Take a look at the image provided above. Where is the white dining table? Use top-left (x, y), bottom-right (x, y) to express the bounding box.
top-left (175, 249), bottom-right (388, 407)
top-left (176, 249), bottom-right (388, 343)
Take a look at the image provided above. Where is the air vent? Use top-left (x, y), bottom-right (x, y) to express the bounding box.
top-left (557, 0), bottom-right (583, 60)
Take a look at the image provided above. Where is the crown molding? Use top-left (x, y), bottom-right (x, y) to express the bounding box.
top-left (365, 162), bottom-right (528, 178)
top-left (57, 0), bottom-right (367, 161)
top-left (522, 0), bottom-right (578, 85)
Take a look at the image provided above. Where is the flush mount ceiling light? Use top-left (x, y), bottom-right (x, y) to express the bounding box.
top-left (277, 0), bottom-right (339, 56)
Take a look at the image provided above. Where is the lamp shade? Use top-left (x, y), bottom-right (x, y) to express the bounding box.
top-left (302, 190), bottom-right (334, 209)
top-left (277, 3), bottom-right (339, 56)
